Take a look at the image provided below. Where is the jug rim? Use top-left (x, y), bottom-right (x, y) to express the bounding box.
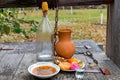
top-left (58, 29), bottom-right (72, 33)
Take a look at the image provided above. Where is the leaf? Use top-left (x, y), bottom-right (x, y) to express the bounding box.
top-left (13, 21), bottom-right (20, 27)
top-left (0, 8), bottom-right (34, 39)
top-left (0, 9), bottom-right (4, 13)
top-left (2, 12), bottom-right (8, 17)
top-left (12, 21), bottom-right (21, 33)
top-left (30, 25), bottom-right (38, 32)
top-left (0, 24), bottom-right (10, 35)
top-left (13, 27), bottom-right (21, 34)
top-left (22, 30), bottom-right (29, 39)
top-left (3, 25), bottom-right (10, 34)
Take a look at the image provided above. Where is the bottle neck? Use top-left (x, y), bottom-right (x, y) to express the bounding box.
top-left (43, 11), bottom-right (48, 17)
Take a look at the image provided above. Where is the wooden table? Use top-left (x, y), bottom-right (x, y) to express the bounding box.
top-left (0, 40), bottom-right (120, 80)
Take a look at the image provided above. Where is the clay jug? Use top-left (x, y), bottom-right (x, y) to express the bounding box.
top-left (55, 29), bottom-right (75, 59)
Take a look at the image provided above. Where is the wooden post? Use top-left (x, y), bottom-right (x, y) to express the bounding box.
top-left (106, 0), bottom-right (120, 67)
top-left (100, 9), bottom-right (103, 25)
top-left (62, 6), bottom-right (65, 10)
top-left (70, 6), bottom-right (73, 14)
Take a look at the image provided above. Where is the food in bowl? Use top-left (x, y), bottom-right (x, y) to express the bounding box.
top-left (54, 57), bottom-right (85, 71)
top-left (32, 65), bottom-right (56, 75)
top-left (28, 62), bottom-right (60, 79)
top-left (54, 56), bottom-right (67, 64)
top-left (67, 58), bottom-right (79, 64)
top-left (58, 62), bottom-right (71, 70)
top-left (70, 63), bottom-right (80, 70)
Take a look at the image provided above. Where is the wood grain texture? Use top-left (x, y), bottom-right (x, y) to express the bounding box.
top-left (0, 51), bottom-right (24, 80)
top-left (12, 54), bottom-right (37, 80)
top-left (0, 0), bottom-right (113, 8)
top-left (106, 0), bottom-right (120, 68)
top-left (59, 0), bottom-right (113, 6)
top-left (0, 40), bottom-right (120, 80)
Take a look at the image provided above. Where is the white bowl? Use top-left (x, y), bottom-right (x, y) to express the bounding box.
top-left (28, 62), bottom-right (60, 79)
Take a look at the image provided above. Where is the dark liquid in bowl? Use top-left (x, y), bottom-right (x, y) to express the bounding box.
top-left (32, 66), bottom-right (56, 75)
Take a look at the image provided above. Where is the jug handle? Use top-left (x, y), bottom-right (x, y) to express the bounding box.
top-left (51, 33), bottom-right (58, 56)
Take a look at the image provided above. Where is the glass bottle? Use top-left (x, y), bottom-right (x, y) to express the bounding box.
top-left (36, 10), bottom-right (53, 62)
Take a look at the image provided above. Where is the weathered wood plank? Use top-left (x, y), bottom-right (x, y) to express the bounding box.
top-left (74, 40), bottom-right (103, 54)
top-left (0, 44), bottom-right (8, 61)
top-left (59, 0), bottom-right (113, 6)
top-left (0, 0), bottom-right (38, 8)
top-left (82, 55), bottom-right (97, 80)
top-left (0, 51), bottom-right (6, 62)
top-left (0, 0), bottom-right (113, 8)
top-left (12, 53), bottom-right (37, 80)
top-left (99, 60), bottom-right (120, 80)
top-left (85, 54), bottom-right (105, 80)
top-left (111, 0), bottom-right (120, 68)
top-left (106, 2), bottom-right (113, 62)
top-left (0, 41), bottom-right (120, 80)
top-left (106, 0), bottom-right (120, 68)
top-left (0, 42), bottom-right (26, 80)
top-left (0, 53), bottom-right (24, 80)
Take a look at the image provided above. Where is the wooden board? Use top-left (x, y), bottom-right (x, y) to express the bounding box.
top-left (106, 0), bottom-right (120, 68)
top-left (0, 53), bottom-right (24, 80)
top-left (12, 53), bottom-right (37, 80)
top-left (0, 41), bottom-right (120, 80)
top-left (0, 0), bottom-right (113, 8)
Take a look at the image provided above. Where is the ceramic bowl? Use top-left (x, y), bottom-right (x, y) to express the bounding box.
top-left (28, 62), bottom-right (60, 79)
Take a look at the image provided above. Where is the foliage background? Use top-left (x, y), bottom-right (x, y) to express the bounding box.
top-left (0, 8), bottom-right (107, 50)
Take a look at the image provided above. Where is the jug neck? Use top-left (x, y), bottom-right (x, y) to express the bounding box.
top-left (58, 29), bottom-right (72, 41)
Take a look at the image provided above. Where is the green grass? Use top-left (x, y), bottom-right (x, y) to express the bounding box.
top-left (19, 9), bottom-right (107, 24)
